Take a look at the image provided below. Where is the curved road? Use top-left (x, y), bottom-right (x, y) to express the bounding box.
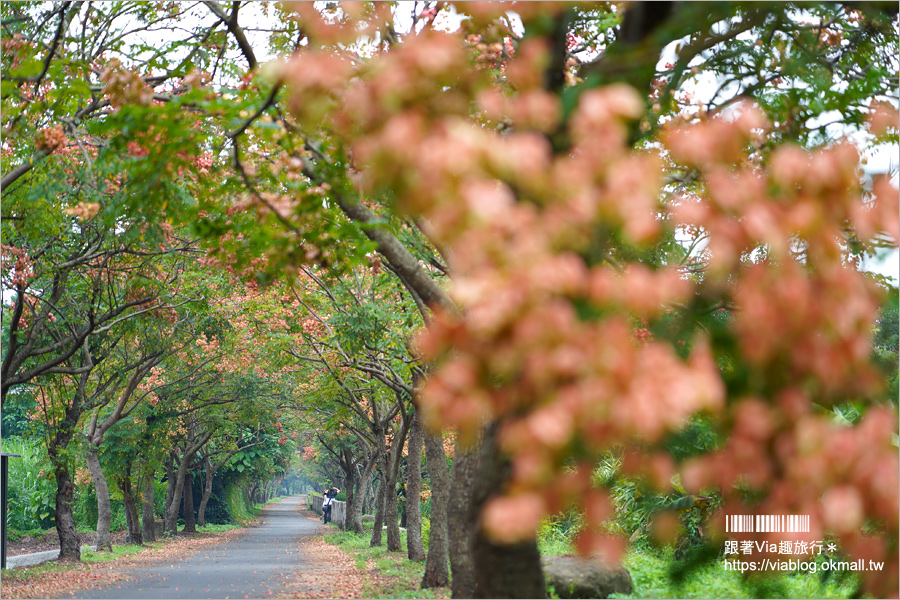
top-left (66, 496), bottom-right (321, 600)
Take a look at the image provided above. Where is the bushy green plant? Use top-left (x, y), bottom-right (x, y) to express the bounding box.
top-left (3, 436), bottom-right (56, 530)
top-left (223, 480), bottom-right (253, 522)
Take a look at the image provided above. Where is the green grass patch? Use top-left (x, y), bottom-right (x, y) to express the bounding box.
top-left (323, 522), bottom-right (449, 599)
top-left (611, 546), bottom-right (861, 599)
top-left (197, 523), bottom-right (241, 534)
top-left (5, 528), bottom-right (48, 542)
top-left (80, 541), bottom-right (166, 563)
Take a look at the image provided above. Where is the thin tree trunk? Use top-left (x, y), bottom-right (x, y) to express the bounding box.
top-left (406, 411), bottom-right (425, 562)
top-left (370, 476), bottom-right (385, 547)
top-left (165, 431), bottom-right (211, 534)
top-left (182, 471), bottom-right (196, 533)
top-left (341, 463), bottom-right (357, 531)
top-left (421, 430), bottom-right (450, 588)
top-left (142, 468), bottom-right (156, 542)
top-left (363, 476), bottom-right (375, 515)
top-left (165, 453), bottom-right (176, 520)
top-left (122, 464), bottom-right (142, 544)
top-left (198, 456), bottom-right (215, 528)
top-left (84, 447), bottom-right (113, 551)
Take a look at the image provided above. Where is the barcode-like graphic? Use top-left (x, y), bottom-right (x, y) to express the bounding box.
top-left (726, 514), bottom-right (809, 533)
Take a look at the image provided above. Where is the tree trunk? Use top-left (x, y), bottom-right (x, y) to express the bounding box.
top-left (406, 411), bottom-right (425, 562)
top-left (449, 439), bottom-right (479, 598)
top-left (142, 468), bottom-right (156, 542)
top-left (454, 425), bottom-right (546, 599)
top-left (421, 430), bottom-right (450, 588)
top-left (198, 456), bottom-right (215, 528)
top-left (473, 535), bottom-right (545, 599)
top-left (341, 463), bottom-right (357, 531)
top-left (164, 431), bottom-right (211, 534)
top-left (370, 476), bottom-right (385, 547)
top-left (362, 476), bottom-right (376, 515)
top-left (347, 454), bottom-right (376, 534)
top-left (182, 471), bottom-right (196, 533)
top-left (165, 463), bottom-right (185, 535)
top-left (385, 466), bottom-right (402, 552)
top-left (84, 447), bottom-right (113, 552)
top-left (53, 463), bottom-right (81, 561)
top-left (165, 453), bottom-right (176, 520)
top-left (122, 465), bottom-right (142, 544)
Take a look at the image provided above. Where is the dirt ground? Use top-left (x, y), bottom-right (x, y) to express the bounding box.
top-left (7, 530), bottom-right (130, 556)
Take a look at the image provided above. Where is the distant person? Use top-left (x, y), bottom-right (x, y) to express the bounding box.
top-left (322, 486), bottom-right (340, 524)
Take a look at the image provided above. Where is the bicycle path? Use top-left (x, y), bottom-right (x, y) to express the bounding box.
top-left (62, 495), bottom-right (322, 600)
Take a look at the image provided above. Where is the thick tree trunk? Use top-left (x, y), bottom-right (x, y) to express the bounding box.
top-left (53, 464), bottom-right (81, 561)
top-left (182, 471), bottom-right (196, 533)
top-left (473, 536), bottom-right (545, 599)
top-left (370, 476), bottom-right (385, 547)
top-left (453, 425), bottom-right (546, 599)
top-left (122, 466), bottom-right (142, 544)
top-left (347, 454), bottom-right (376, 534)
top-left (448, 440), bottom-right (478, 598)
top-left (198, 456), bottom-right (215, 528)
top-left (84, 447), bottom-right (113, 551)
top-left (421, 430), bottom-right (450, 588)
top-left (406, 411), bottom-right (425, 562)
top-left (142, 469), bottom-right (156, 542)
top-left (385, 467), bottom-right (402, 552)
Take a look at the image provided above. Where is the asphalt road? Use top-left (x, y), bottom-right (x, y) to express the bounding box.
top-left (65, 495), bottom-right (320, 600)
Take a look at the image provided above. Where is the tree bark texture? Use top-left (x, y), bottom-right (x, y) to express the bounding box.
top-left (347, 453), bottom-right (375, 534)
top-left (457, 425), bottom-right (546, 599)
top-left (165, 453), bottom-right (176, 520)
top-left (421, 430), bottom-right (450, 588)
top-left (385, 464), bottom-right (402, 552)
top-left (448, 439), bottom-right (478, 598)
top-left (121, 464), bottom-right (142, 544)
top-left (84, 448), bottom-right (113, 551)
top-left (370, 476), bottom-right (385, 547)
top-left (198, 455), bottom-right (215, 528)
top-left (142, 468), bottom-right (156, 542)
top-left (406, 411), bottom-right (425, 562)
top-left (182, 471), bottom-right (196, 533)
top-left (49, 391), bottom-right (84, 562)
top-left (53, 464), bottom-right (81, 561)
top-left (164, 431), bottom-right (211, 534)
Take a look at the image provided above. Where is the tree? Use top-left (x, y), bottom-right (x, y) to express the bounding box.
top-left (5, 2), bottom-right (898, 595)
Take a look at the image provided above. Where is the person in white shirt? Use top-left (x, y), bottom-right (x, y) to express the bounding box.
top-left (322, 487), bottom-right (340, 524)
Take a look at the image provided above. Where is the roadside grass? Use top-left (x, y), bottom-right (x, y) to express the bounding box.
top-left (610, 546), bottom-right (861, 599)
top-left (322, 521), bottom-right (450, 599)
top-left (323, 519), bottom-right (860, 600)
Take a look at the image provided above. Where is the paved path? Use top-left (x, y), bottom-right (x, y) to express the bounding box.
top-left (63, 495), bottom-right (320, 600)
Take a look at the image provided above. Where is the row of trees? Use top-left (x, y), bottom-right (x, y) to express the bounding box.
top-left (3, 2), bottom-right (898, 598)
